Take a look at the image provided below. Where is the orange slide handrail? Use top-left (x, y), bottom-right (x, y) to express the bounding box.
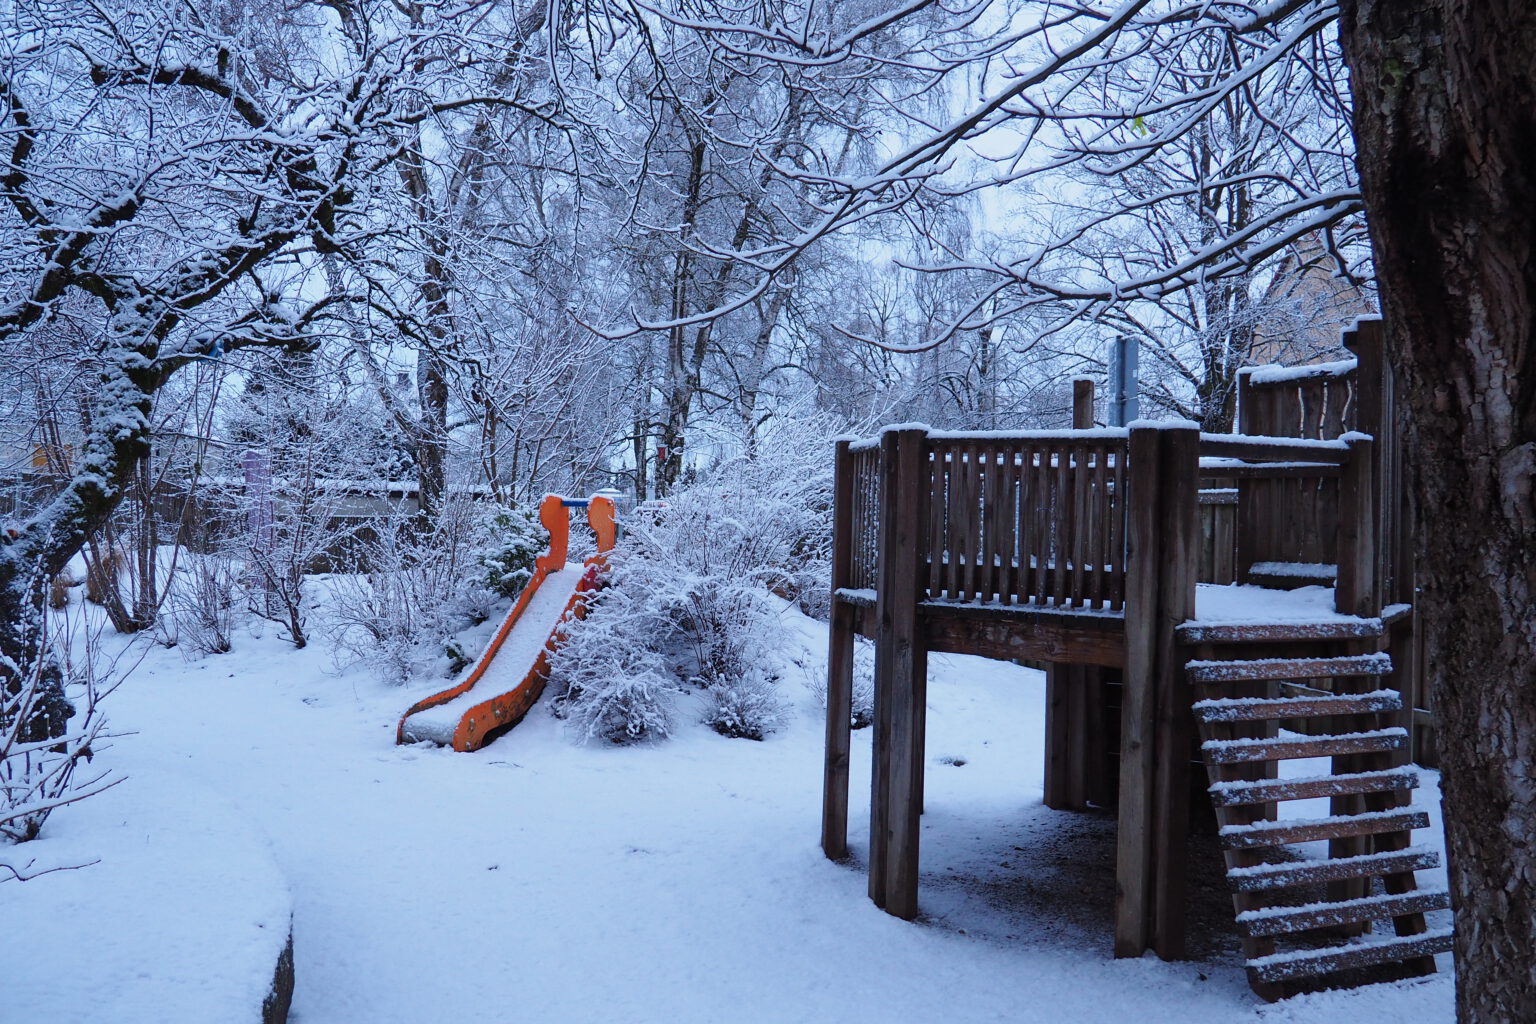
top-left (395, 494), bottom-right (616, 749)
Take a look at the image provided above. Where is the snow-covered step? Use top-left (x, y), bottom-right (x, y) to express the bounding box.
top-left (1186, 653), bottom-right (1391, 684)
top-left (1237, 889), bottom-right (1451, 938)
top-left (1227, 846), bottom-right (1441, 892)
top-left (1193, 689), bottom-right (1402, 724)
top-left (1247, 561), bottom-right (1338, 589)
top-left (1219, 809), bottom-right (1430, 850)
top-left (1176, 620), bottom-right (1385, 645)
top-left (1248, 927), bottom-right (1454, 983)
top-left (1202, 727), bottom-right (1406, 764)
top-left (1209, 767), bottom-right (1418, 807)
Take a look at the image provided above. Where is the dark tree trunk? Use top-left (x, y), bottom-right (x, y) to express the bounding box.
top-left (415, 344), bottom-right (450, 522)
top-left (1339, 4), bottom-right (1536, 1020)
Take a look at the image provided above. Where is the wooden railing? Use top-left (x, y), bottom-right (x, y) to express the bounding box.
top-left (924, 434), bottom-right (1128, 610)
top-left (1238, 358), bottom-right (1357, 440)
top-left (839, 429), bottom-right (1131, 612)
top-left (847, 444), bottom-right (882, 592)
top-left (1198, 486), bottom-right (1238, 584)
top-left (840, 421), bottom-right (1378, 618)
top-left (1196, 431), bottom-right (1378, 617)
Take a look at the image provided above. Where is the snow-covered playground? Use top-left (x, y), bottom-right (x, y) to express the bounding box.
top-left (3, 598), bottom-right (1452, 1024)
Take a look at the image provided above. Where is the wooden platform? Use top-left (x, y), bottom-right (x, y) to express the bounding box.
top-left (819, 320), bottom-right (1444, 999)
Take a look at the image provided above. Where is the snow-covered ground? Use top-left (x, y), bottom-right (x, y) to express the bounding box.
top-left (3, 599), bottom-right (1453, 1024)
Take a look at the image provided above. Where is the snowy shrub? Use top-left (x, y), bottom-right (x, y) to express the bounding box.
top-left (480, 505), bottom-right (546, 600)
top-left (165, 552), bottom-right (242, 657)
top-left (700, 666), bottom-right (786, 740)
top-left (552, 416), bottom-right (841, 743)
top-left (327, 500), bottom-right (503, 685)
top-left (549, 500), bottom-right (791, 743)
top-left (806, 636), bottom-right (875, 730)
top-left (1, 606), bottom-right (118, 858)
top-left (850, 641), bottom-right (875, 730)
top-left (549, 620), bottom-right (675, 739)
top-left (548, 581), bottom-right (676, 743)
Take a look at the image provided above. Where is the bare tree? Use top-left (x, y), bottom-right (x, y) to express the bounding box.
top-left (0, 0), bottom-right (552, 674)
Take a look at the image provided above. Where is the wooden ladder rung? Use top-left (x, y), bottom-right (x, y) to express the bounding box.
top-left (1220, 809), bottom-right (1429, 850)
top-left (1203, 728), bottom-right (1406, 764)
top-left (1175, 620), bottom-right (1384, 645)
top-left (1238, 889), bottom-right (1451, 938)
top-left (1228, 846), bottom-right (1441, 892)
top-left (1186, 653), bottom-right (1391, 684)
top-left (1248, 927), bottom-right (1453, 983)
top-left (1194, 690), bottom-right (1402, 724)
top-left (1210, 767), bottom-right (1419, 807)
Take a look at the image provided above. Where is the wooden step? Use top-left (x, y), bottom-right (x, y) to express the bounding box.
top-left (1203, 728), bottom-right (1406, 764)
top-left (1227, 846), bottom-right (1440, 892)
top-left (1248, 927), bottom-right (1454, 983)
top-left (1210, 767), bottom-right (1419, 807)
top-left (1220, 809), bottom-right (1430, 850)
top-left (1194, 690), bottom-right (1402, 724)
top-left (1186, 653), bottom-right (1391, 684)
top-left (1176, 620), bottom-right (1384, 645)
top-left (1238, 889), bottom-right (1451, 938)
top-left (1247, 561), bottom-right (1338, 589)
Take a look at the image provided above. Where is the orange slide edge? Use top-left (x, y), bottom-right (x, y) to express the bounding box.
top-left (395, 493), bottom-right (617, 751)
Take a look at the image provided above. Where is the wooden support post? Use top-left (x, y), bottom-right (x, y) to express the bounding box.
top-left (1232, 368), bottom-right (1261, 584)
top-left (822, 439), bottom-right (855, 860)
top-left (1151, 425), bottom-right (1200, 960)
top-left (870, 428), bottom-right (929, 919)
top-left (1073, 378), bottom-right (1096, 430)
top-left (1046, 662), bottom-right (1111, 812)
top-left (1336, 434), bottom-right (1378, 618)
top-left (1044, 663), bottom-right (1072, 809)
top-left (1116, 425), bottom-right (1162, 956)
top-left (1067, 665), bottom-right (1093, 808)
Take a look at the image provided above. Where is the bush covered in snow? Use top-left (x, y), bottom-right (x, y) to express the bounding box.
top-left (1, 607), bottom-right (117, 856)
top-left (162, 552), bottom-right (243, 657)
top-left (326, 501), bottom-right (504, 685)
top-left (480, 504), bottom-right (547, 600)
top-left (551, 416), bottom-right (835, 743)
top-left (548, 581), bottom-right (676, 743)
top-left (806, 636), bottom-right (876, 730)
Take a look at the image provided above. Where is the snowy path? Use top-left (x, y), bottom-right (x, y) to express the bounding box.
top-left (16, 608), bottom-right (1452, 1024)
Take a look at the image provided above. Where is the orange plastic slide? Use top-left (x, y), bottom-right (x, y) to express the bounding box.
top-left (396, 494), bottom-right (616, 751)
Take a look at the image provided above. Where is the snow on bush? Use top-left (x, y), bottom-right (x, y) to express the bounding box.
top-left (1, 606), bottom-right (118, 859)
top-left (327, 501), bottom-right (522, 685)
top-left (480, 504), bottom-right (547, 600)
top-left (552, 415), bottom-right (837, 743)
top-left (548, 581), bottom-right (676, 743)
top-left (700, 666), bottom-right (787, 741)
top-left (162, 552), bottom-right (243, 657)
top-left (806, 636), bottom-right (875, 730)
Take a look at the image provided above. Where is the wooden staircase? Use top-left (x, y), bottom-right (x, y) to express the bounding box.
top-left (1177, 618), bottom-right (1453, 1000)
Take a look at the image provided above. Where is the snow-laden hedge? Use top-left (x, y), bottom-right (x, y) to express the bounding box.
top-left (551, 418), bottom-right (833, 743)
top-left (327, 501), bottom-right (536, 684)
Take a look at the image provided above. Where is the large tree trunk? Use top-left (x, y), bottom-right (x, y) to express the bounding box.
top-left (1339, 4), bottom-right (1536, 1020)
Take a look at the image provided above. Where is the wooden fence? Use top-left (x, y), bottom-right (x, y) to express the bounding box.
top-left (842, 432), bottom-right (1130, 611)
top-left (1232, 362), bottom-right (1355, 577)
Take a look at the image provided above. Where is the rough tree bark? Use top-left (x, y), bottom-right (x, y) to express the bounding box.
top-left (1339, 3), bottom-right (1536, 1020)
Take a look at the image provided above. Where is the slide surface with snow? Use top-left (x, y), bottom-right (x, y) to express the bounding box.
top-left (396, 494), bottom-right (615, 751)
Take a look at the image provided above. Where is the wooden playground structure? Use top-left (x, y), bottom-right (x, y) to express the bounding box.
top-left (820, 318), bottom-right (1452, 999)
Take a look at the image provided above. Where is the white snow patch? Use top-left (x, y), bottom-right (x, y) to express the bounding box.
top-left (1191, 584), bottom-right (1359, 624)
top-left (2, 770), bottom-right (291, 1023)
top-left (3, 592), bottom-right (1453, 1024)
